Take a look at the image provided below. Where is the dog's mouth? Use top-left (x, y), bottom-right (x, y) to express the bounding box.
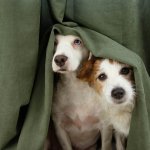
top-left (59, 68), bottom-right (67, 71)
top-left (112, 98), bottom-right (126, 104)
top-left (57, 68), bottom-right (68, 73)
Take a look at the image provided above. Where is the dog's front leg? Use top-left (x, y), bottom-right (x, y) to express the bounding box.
top-left (115, 132), bottom-right (126, 150)
top-left (54, 123), bottom-right (72, 150)
top-left (101, 125), bottom-right (113, 150)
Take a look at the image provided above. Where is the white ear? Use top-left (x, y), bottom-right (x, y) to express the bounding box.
top-left (88, 52), bottom-right (93, 60)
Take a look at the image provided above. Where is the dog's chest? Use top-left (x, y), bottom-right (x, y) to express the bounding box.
top-left (54, 73), bottom-right (101, 131)
top-left (61, 105), bottom-right (100, 131)
top-left (106, 104), bottom-right (133, 136)
top-left (52, 73), bottom-right (102, 149)
top-left (60, 104), bottom-right (101, 149)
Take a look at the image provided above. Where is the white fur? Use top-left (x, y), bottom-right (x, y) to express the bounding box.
top-left (53, 73), bottom-right (102, 150)
top-left (84, 59), bottom-right (136, 150)
top-left (52, 35), bottom-right (104, 150)
top-left (95, 60), bottom-right (135, 137)
top-left (52, 35), bottom-right (88, 73)
top-left (99, 60), bottom-right (134, 106)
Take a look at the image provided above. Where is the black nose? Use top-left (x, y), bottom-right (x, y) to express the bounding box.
top-left (111, 87), bottom-right (125, 99)
top-left (54, 55), bottom-right (68, 67)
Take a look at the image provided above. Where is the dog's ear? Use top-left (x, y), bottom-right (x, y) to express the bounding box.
top-left (88, 52), bottom-right (97, 60)
top-left (88, 52), bottom-right (93, 60)
top-left (77, 58), bottom-right (96, 81)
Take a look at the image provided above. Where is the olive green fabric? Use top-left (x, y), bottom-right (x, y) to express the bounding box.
top-left (0, 0), bottom-right (150, 150)
top-left (0, 0), bottom-right (49, 150)
top-left (0, 0), bottom-right (57, 149)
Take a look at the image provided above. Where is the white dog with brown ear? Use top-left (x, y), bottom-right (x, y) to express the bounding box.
top-left (78, 56), bottom-right (136, 150)
top-left (51, 35), bottom-right (112, 150)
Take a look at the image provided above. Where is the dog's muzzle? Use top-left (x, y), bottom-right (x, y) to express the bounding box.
top-left (111, 87), bottom-right (125, 104)
top-left (54, 55), bottom-right (68, 67)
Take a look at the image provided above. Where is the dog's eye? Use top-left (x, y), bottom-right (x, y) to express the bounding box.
top-left (98, 73), bottom-right (107, 81)
top-left (74, 39), bottom-right (82, 45)
top-left (120, 67), bottom-right (130, 75)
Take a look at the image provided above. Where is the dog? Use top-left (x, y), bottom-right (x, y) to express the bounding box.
top-left (51, 35), bottom-right (112, 150)
top-left (77, 56), bottom-right (136, 150)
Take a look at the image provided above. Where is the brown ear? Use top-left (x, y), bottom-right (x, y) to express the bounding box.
top-left (88, 52), bottom-right (97, 60)
top-left (77, 59), bottom-right (95, 81)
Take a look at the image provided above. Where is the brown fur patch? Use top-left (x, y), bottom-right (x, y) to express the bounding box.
top-left (77, 59), bottom-right (96, 82)
top-left (78, 58), bottom-right (104, 94)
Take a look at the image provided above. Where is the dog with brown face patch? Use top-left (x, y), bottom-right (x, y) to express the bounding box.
top-left (78, 56), bottom-right (136, 150)
top-left (50, 35), bottom-right (113, 150)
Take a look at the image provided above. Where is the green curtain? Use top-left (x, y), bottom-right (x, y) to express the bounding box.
top-left (0, 0), bottom-right (150, 150)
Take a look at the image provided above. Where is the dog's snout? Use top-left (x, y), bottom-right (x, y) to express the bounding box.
top-left (54, 55), bottom-right (68, 67)
top-left (111, 87), bottom-right (125, 99)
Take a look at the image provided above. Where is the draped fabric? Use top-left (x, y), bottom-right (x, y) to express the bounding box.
top-left (0, 0), bottom-right (150, 149)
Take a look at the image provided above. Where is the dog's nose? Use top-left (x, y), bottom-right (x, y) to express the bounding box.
top-left (54, 55), bottom-right (68, 67)
top-left (111, 87), bottom-right (125, 99)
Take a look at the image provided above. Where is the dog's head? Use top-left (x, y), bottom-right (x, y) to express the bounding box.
top-left (78, 57), bottom-right (135, 105)
top-left (52, 35), bottom-right (89, 73)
